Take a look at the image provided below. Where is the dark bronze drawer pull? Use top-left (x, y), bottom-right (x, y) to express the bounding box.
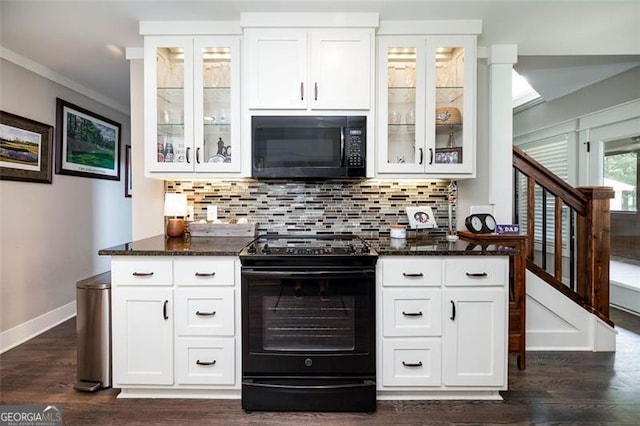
top-left (163, 300), bottom-right (169, 320)
top-left (402, 273), bottom-right (424, 278)
top-left (450, 300), bottom-right (456, 321)
top-left (196, 360), bottom-right (216, 366)
top-left (195, 272), bottom-right (216, 277)
top-left (465, 272), bottom-right (488, 278)
top-left (402, 311), bottom-right (423, 317)
top-left (195, 310), bottom-right (216, 317)
top-left (402, 361), bottom-right (423, 368)
top-left (132, 272), bottom-right (154, 277)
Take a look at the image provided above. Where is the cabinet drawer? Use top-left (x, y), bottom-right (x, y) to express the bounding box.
top-left (383, 289), bottom-right (442, 337)
top-left (382, 339), bottom-right (442, 387)
top-left (444, 257), bottom-right (507, 287)
top-left (174, 258), bottom-right (236, 286)
top-left (175, 338), bottom-right (235, 385)
top-left (175, 288), bottom-right (235, 336)
top-left (112, 258), bottom-right (173, 286)
top-left (381, 258), bottom-right (442, 287)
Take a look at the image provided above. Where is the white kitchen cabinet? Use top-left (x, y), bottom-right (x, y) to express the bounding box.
top-left (377, 36), bottom-right (476, 177)
top-left (112, 287), bottom-right (174, 385)
top-left (245, 28), bottom-right (372, 110)
top-left (144, 35), bottom-right (241, 175)
top-left (111, 256), bottom-right (240, 397)
top-left (377, 256), bottom-right (507, 398)
top-left (175, 338), bottom-right (235, 385)
top-left (443, 288), bottom-right (506, 386)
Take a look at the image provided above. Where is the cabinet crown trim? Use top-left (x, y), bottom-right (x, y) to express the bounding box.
top-left (377, 20), bottom-right (482, 35)
top-left (240, 12), bottom-right (379, 28)
top-left (140, 21), bottom-right (242, 35)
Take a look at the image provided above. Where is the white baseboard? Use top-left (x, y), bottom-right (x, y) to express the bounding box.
top-left (0, 301), bottom-right (77, 354)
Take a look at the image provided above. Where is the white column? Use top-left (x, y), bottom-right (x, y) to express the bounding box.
top-left (127, 48), bottom-right (165, 240)
top-left (487, 45), bottom-right (518, 224)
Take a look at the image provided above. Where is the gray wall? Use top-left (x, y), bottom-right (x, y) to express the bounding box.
top-left (0, 59), bottom-right (132, 335)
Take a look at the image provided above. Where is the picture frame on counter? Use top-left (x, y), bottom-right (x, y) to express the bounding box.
top-left (124, 145), bottom-right (132, 197)
top-left (55, 98), bottom-right (121, 181)
top-left (0, 110), bottom-right (54, 184)
top-left (435, 146), bottom-right (462, 164)
top-left (406, 205), bottom-right (437, 229)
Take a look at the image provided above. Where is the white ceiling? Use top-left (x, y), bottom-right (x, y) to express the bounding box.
top-left (1, 0), bottom-right (639, 114)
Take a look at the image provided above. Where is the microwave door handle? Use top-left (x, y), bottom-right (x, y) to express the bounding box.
top-left (340, 128), bottom-right (346, 166)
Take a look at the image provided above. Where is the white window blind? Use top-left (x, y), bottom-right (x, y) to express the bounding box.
top-left (517, 135), bottom-right (569, 247)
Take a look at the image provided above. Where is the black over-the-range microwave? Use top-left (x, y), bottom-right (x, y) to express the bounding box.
top-left (251, 115), bottom-right (366, 179)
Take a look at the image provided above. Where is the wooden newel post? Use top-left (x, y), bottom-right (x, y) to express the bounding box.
top-left (575, 186), bottom-right (615, 320)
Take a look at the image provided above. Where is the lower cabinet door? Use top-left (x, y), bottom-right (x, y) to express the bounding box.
top-left (175, 338), bottom-right (235, 385)
top-left (112, 288), bottom-right (174, 385)
top-left (382, 339), bottom-right (442, 386)
top-left (443, 288), bottom-right (506, 386)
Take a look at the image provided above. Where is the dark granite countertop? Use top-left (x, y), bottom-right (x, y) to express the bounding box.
top-left (99, 234), bottom-right (519, 257)
top-left (98, 235), bottom-right (256, 256)
top-left (366, 235), bottom-right (519, 256)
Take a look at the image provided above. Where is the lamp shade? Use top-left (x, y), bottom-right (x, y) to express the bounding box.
top-left (164, 193), bottom-right (187, 217)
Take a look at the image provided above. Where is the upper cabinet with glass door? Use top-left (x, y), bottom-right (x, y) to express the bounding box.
top-left (377, 36), bottom-right (476, 177)
top-left (144, 36), bottom-right (240, 176)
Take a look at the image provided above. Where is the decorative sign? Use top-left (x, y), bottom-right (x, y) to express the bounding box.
top-left (496, 224), bottom-right (520, 235)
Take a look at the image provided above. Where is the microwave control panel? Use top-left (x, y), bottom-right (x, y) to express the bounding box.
top-left (346, 128), bottom-right (365, 168)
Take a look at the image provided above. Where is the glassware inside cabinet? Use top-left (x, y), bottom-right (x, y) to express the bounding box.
top-left (201, 46), bottom-right (232, 164)
top-left (386, 47), bottom-right (417, 165)
top-left (434, 45), bottom-right (465, 165)
top-left (156, 47), bottom-right (185, 164)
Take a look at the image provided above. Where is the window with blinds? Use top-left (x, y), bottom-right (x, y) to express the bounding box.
top-left (516, 135), bottom-right (570, 249)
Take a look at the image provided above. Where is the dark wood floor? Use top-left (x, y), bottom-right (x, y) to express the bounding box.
top-left (1, 308), bottom-right (639, 425)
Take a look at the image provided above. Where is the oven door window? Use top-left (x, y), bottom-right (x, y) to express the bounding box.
top-left (263, 283), bottom-right (355, 352)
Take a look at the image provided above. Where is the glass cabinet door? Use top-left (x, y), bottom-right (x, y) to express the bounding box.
top-left (194, 37), bottom-right (240, 172)
top-left (145, 36), bottom-right (194, 172)
top-left (145, 36), bottom-right (240, 174)
top-left (426, 36), bottom-right (475, 174)
top-left (377, 37), bottom-right (426, 173)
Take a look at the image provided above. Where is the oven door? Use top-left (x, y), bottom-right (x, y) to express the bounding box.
top-left (241, 267), bottom-right (375, 376)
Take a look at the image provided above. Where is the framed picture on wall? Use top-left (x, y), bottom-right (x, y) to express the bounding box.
top-left (55, 98), bottom-right (121, 180)
top-left (0, 110), bottom-right (54, 184)
top-left (125, 145), bottom-right (132, 197)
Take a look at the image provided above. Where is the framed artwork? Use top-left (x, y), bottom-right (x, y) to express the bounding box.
top-left (55, 98), bottom-right (121, 180)
top-left (0, 111), bottom-right (54, 184)
top-left (124, 145), bottom-right (132, 197)
top-left (406, 206), bottom-right (438, 229)
top-left (435, 147), bottom-right (463, 165)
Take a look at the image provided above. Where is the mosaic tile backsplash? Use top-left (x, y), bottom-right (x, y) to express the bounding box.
top-left (166, 179), bottom-right (456, 238)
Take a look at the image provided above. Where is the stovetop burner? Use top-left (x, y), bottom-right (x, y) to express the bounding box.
top-left (239, 234), bottom-right (377, 267)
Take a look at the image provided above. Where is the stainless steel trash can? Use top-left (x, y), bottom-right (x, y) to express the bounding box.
top-left (75, 271), bottom-right (111, 392)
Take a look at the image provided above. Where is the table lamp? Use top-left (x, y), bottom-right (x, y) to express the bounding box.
top-left (164, 193), bottom-right (187, 237)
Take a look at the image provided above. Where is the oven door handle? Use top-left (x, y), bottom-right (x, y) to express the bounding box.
top-left (242, 270), bottom-right (373, 279)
